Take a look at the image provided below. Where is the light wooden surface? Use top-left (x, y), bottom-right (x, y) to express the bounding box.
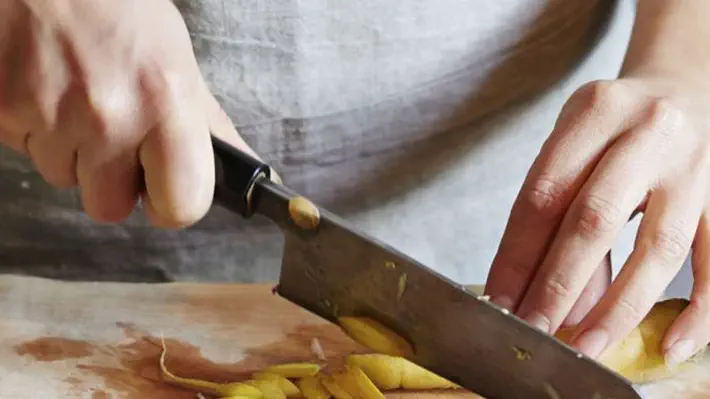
top-left (0, 276), bottom-right (707, 398)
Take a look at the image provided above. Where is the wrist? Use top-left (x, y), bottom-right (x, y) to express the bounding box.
top-left (620, 0), bottom-right (710, 83)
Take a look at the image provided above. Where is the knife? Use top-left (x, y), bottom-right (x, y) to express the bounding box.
top-left (211, 135), bottom-right (644, 399)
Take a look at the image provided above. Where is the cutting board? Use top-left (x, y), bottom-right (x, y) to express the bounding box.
top-left (0, 275), bottom-right (708, 398)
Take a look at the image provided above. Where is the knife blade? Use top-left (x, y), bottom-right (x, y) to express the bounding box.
top-left (211, 135), bottom-right (644, 399)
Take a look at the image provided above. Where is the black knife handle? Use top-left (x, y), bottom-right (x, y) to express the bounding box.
top-left (212, 135), bottom-right (271, 218)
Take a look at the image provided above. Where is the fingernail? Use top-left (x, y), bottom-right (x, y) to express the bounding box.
top-left (573, 328), bottom-right (609, 358)
top-left (524, 312), bottom-right (551, 334)
top-left (492, 296), bottom-right (513, 310)
top-left (665, 340), bottom-right (696, 367)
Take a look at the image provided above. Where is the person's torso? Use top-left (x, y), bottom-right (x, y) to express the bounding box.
top-left (0, 0), bottom-right (623, 282)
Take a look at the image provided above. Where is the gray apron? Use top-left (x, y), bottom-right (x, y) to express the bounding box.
top-left (1, 0), bottom-right (659, 288)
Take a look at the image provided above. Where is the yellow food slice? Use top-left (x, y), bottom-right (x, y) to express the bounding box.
top-left (263, 363), bottom-right (322, 379)
top-left (320, 372), bottom-right (354, 399)
top-left (400, 358), bottom-right (459, 389)
top-left (252, 372), bottom-right (301, 397)
top-left (247, 379), bottom-right (286, 399)
top-left (338, 317), bottom-right (414, 358)
top-left (345, 354), bottom-right (402, 390)
top-left (556, 298), bottom-right (706, 384)
top-left (158, 337), bottom-right (262, 398)
top-left (339, 365), bottom-right (386, 399)
top-left (297, 375), bottom-right (331, 399)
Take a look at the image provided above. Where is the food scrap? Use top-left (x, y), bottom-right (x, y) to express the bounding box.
top-left (396, 273), bottom-right (407, 302)
top-left (512, 346), bottom-right (532, 361)
top-left (311, 337), bottom-right (326, 361)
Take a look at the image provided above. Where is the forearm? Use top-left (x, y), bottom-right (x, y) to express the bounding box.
top-left (622, 0), bottom-right (710, 81)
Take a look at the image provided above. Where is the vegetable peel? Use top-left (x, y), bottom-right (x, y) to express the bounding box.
top-left (263, 362), bottom-right (322, 378)
top-left (158, 336), bottom-right (262, 397)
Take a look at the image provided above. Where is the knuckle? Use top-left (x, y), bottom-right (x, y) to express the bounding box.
top-left (614, 297), bottom-right (646, 326)
top-left (645, 98), bottom-right (685, 138)
top-left (642, 225), bottom-right (692, 264)
top-left (575, 194), bottom-right (622, 239)
top-left (518, 176), bottom-right (569, 221)
top-left (573, 79), bottom-right (624, 113)
top-left (541, 271), bottom-right (573, 302)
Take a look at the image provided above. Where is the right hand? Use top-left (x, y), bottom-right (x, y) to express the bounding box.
top-left (0, 0), bottom-right (262, 228)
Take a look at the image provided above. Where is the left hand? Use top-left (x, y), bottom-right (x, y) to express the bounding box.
top-left (484, 71), bottom-right (710, 365)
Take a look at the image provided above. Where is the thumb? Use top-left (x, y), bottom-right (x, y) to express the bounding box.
top-left (203, 85), bottom-right (282, 185)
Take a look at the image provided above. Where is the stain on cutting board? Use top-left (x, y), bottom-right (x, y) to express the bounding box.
top-left (12, 320), bottom-right (364, 398)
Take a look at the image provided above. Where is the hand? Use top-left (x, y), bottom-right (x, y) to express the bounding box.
top-left (0, 0), bottom-right (260, 227)
top-left (484, 73), bottom-right (710, 364)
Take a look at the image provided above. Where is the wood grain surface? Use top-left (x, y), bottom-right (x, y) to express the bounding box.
top-left (0, 275), bottom-right (707, 398)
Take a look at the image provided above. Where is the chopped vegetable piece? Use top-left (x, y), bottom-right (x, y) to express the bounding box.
top-left (345, 354), bottom-right (401, 390)
top-left (297, 375), bottom-right (331, 399)
top-left (320, 372), bottom-right (354, 399)
top-left (263, 363), bottom-right (322, 379)
top-left (399, 357), bottom-right (459, 390)
top-left (158, 337), bottom-right (262, 397)
top-left (252, 372), bottom-right (300, 397)
top-left (247, 379), bottom-right (287, 399)
top-left (338, 317), bottom-right (414, 358)
top-left (339, 365), bottom-right (385, 399)
top-left (346, 354), bottom-right (458, 390)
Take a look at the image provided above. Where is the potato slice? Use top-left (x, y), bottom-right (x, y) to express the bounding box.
top-left (338, 317), bottom-right (414, 357)
top-left (297, 375), bottom-right (331, 399)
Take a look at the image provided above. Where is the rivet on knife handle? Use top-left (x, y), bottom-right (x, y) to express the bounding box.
top-left (211, 135), bottom-right (271, 217)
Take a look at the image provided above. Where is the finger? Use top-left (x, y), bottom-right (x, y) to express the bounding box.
top-left (77, 144), bottom-right (141, 223)
top-left (484, 80), bottom-right (642, 310)
top-left (561, 252), bottom-right (612, 328)
top-left (25, 131), bottom-right (78, 188)
top-left (140, 90), bottom-right (214, 229)
top-left (515, 103), bottom-right (675, 335)
top-left (201, 79), bottom-right (282, 184)
top-left (0, 126), bottom-right (29, 155)
top-left (567, 183), bottom-right (703, 359)
top-left (661, 213), bottom-right (710, 366)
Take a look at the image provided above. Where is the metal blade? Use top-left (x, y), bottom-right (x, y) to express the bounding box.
top-left (253, 179), bottom-right (643, 399)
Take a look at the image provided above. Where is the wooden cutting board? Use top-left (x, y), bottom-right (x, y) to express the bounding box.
top-left (0, 275), bottom-right (708, 398)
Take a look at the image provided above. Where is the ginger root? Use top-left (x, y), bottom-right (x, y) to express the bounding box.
top-left (556, 298), bottom-right (705, 384)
